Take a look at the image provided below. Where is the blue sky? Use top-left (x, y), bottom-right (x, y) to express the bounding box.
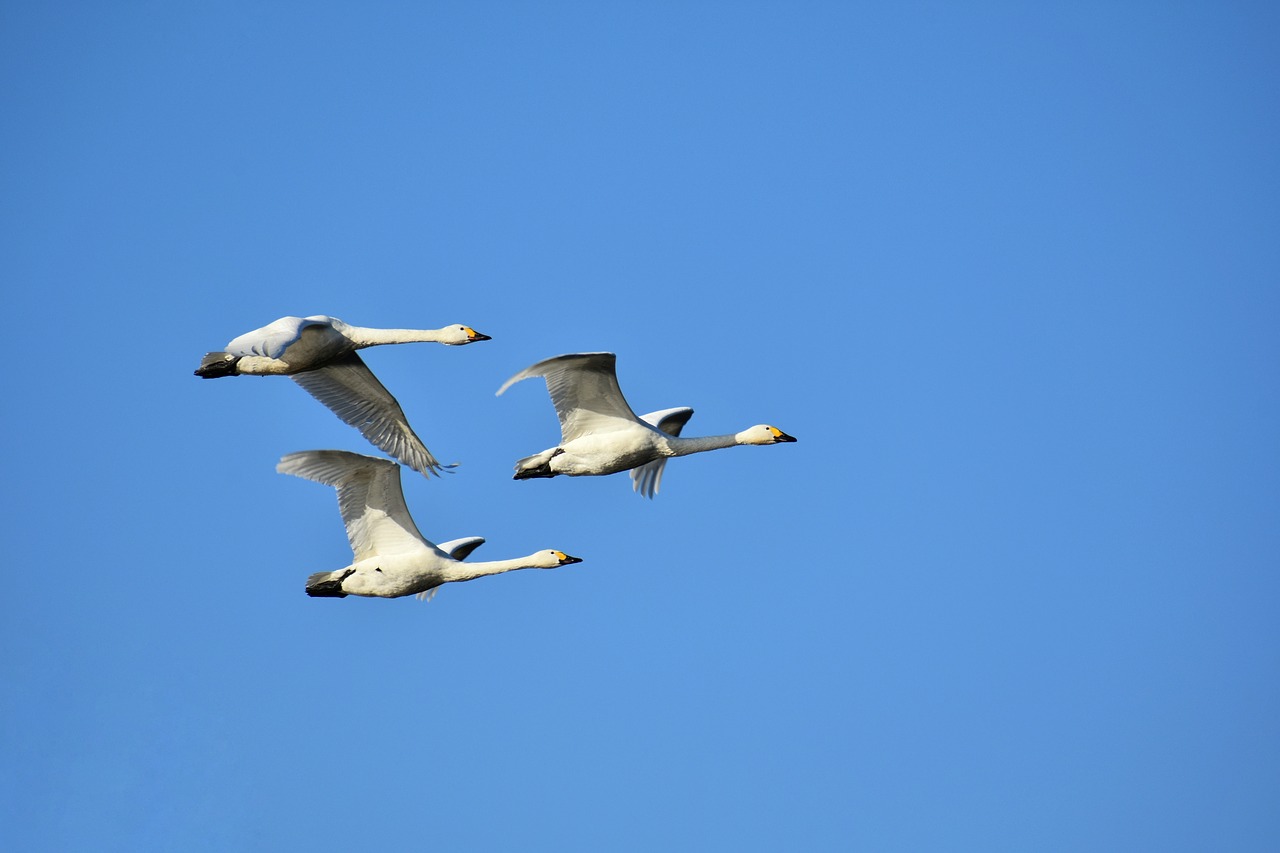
top-left (3, 2), bottom-right (1279, 850)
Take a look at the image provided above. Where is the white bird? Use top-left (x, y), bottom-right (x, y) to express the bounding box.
top-left (196, 315), bottom-right (490, 476)
top-left (496, 352), bottom-right (796, 496)
top-left (277, 450), bottom-right (583, 600)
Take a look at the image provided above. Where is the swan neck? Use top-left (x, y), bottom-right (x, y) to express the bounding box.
top-left (347, 326), bottom-right (450, 346)
top-left (441, 557), bottom-right (533, 584)
top-left (668, 433), bottom-right (741, 456)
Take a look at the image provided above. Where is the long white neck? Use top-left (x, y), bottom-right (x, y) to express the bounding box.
top-left (666, 433), bottom-right (743, 457)
top-left (440, 556), bottom-right (544, 584)
top-left (345, 326), bottom-right (457, 347)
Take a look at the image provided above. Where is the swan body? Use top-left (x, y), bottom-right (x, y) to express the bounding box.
top-left (196, 315), bottom-right (490, 476)
top-left (496, 352), bottom-right (796, 496)
top-left (277, 450), bottom-right (582, 599)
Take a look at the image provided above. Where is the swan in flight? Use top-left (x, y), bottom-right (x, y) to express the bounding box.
top-left (496, 352), bottom-right (796, 496)
top-left (196, 315), bottom-right (490, 476)
top-left (277, 450), bottom-right (583, 599)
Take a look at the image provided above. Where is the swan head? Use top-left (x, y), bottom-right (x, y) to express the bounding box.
top-left (442, 324), bottom-right (493, 346)
top-left (735, 424), bottom-right (798, 445)
top-left (532, 549), bottom-right (584, 569)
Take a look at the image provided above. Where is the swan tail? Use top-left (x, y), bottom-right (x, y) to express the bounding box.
top-left (306, 569), bottom-right (353, 598)
top-left (513, 448), bottom-right (561, 480)
top-left (194, 352), bottom-right (240, 378)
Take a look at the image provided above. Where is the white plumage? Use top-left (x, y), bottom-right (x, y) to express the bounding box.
top-left (497, 352), bottom-right (796, 496)
top-left (277, 450), bottom-right (582, 600)
top-left (196, 315), bottom-right (490, 476)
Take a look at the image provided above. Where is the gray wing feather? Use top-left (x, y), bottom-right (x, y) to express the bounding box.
top-left (497, 352), bottom-right (641, 442)
top-left (291, 353), bottom-right (446, 476)
top-left (276, 450), bottom-right (434, 559)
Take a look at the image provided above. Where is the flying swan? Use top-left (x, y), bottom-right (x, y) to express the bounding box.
top-left (195, 315), bottom-right (490, 476)
top-left (496, 352), bottom-right (796, 496)
top-left (277, 450), bottom-right (583, 599)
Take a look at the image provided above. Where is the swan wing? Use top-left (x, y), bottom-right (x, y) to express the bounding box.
top-left (277, 450), bottom-right (435, 561)
top-left (497, 352), bottom-right (641, 442)
top-left (640, 406), bottom-right (695, 436)
top-left (224, 316), bottom-right (331, 359)
top-left (631, 407), bottom-right (695, 497)
top-left (436, 537), bottom-right (486, 560)
top-left (291, 353), bottom-right (447, 476)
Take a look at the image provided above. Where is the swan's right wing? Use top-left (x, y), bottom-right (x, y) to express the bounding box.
top-left (631, 407), bottom-right (695, 498)
top-left (641, 407), bottom-right (695, 436)
top-left (277, 450), bottom-right (436, 561)
top-left (496, 352), bottom-right (641, 442)
top-left (436, 537), bottom-right (486, 560)
top-left (291, 353), bottom-right (448, 477)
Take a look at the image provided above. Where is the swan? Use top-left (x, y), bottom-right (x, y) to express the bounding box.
top-left (495, 352), bottom-right (796, 496)
top-left (277, 449), bottom-right (583, 599)
top-left (195, 315), bottom-right (490, 476)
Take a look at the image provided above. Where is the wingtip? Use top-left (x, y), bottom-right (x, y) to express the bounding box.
top-left (416, 462), bottom-right (460, 479)
top-left (495, 375), bottom-right (520, 397)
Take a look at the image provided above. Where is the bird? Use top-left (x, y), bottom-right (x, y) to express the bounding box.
top-left (495, 352), bottom-right (796, 496)
top-left (195, 315), bottom-right (490, 476)
top-left (277, 449), bottom-right (583, 600)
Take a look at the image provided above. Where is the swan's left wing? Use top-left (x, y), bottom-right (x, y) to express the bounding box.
top-left (415, 537), bottom-right (486, 601)
top-left (277, 450), bottom-right (437, 561)
top-left (631, 407), bottom-right (695, 498)
top-left (291, 353), bottom-right (449, 477)
top-left (497, 352), bottom-right (641, 442)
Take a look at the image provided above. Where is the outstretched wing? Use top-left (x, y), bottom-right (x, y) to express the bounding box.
top-left (277, 450), bottom-right (437, 560)
top-left (291, 352), bottom-right (448, 477)
top-left (631, 407), bottom-right (695, 498)
top-left (496, 352), bottom-right (641, 442)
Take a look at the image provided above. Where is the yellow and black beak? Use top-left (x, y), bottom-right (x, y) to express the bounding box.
top-left (770, 427), bottom-right (797, 443)
top-left (465, 327), bottom-right (492, 342)
top-left (555, 551), bottom-right (584, 566)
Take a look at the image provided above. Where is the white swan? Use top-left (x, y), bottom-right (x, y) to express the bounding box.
top-left (277, 450), bottom-right (583, 599)
top-left (196, 315), bottom-right (490, 476)
top-left (496, 352), bottom-right (796, 496)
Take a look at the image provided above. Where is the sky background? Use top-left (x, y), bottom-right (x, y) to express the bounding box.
top-left (3, 2), bottom-right (1279, 850)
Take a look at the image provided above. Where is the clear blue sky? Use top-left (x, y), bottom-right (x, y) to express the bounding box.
top-left (3, 2), bottom-right (1278, 850)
